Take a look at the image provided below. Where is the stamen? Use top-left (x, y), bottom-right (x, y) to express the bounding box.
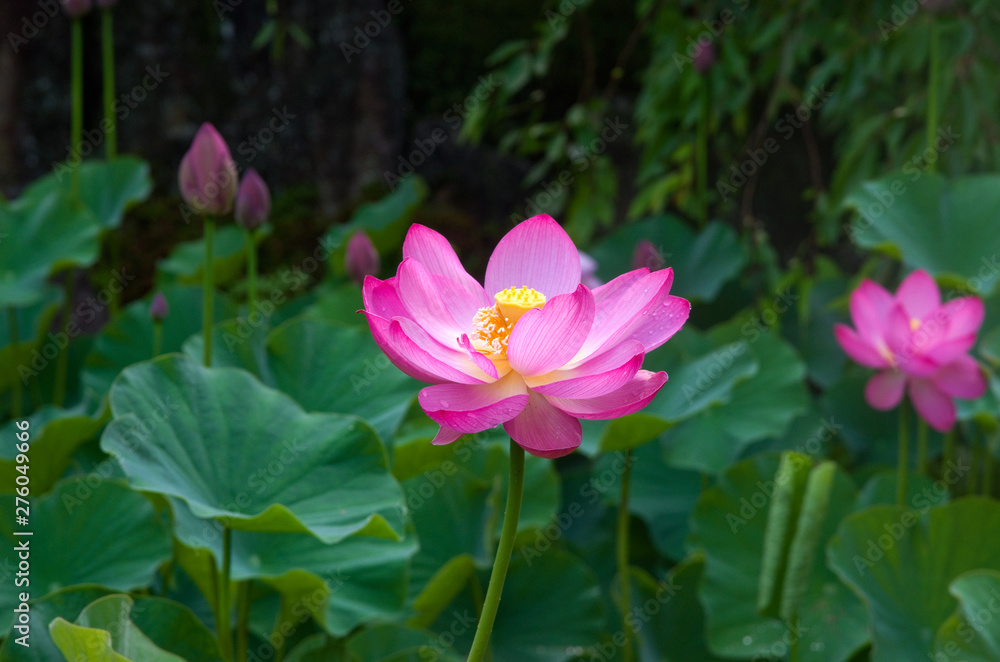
top-left (910, 318), bottom-right (921, 331)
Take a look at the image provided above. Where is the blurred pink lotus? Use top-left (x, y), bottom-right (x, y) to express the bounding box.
top-left (362, 214), bottom-right (690, 458)
top-left (235, 168), bottom-right (271, 230)
top-left (178, 123), bottom-right (239, 216)
top-left (346, 231), bottom-right (380, 284)
top-left (62, 0), bottom-right (92, 17)
top-left (149, 292), bottom-right (169, 322)
top-left (834, 269), bottom-right (986, 431)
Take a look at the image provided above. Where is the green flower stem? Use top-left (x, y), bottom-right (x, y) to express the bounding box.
top-left (235, 581), bottom-right (250, 662)
top-left (245, 230), bottom-right (257, 315)
top-left (916, 418), bottom-right (929, 476)
top-left (790, 615), bottom-right (800, 662)
top-left (53, 273), bottom-right (75, 407)
top-left (696, 78), bottom-right (710, 227)
top-left (467, 441), bottom-right (525, 662)
top-left (218, 525), bottom-right (233, 660)
top-left (969, 427), bottom-right (980, 495)
top-left (943, 429), bottom-right (956, 473)
top-left (984, 445), bottom-right (994, 497)
top-left (152, 321), bottom-right (163, 358)
top-left (897, 401), bottom-right (909, 506)
top-left (101, 8), bottom-right (122, 314)
top-left (101, 9), bottom-right (117, 160)
top-left (70, 18), bottom-right (83, 200)
top-left (926, 18), bottom-right (941, 172)
top-left (203, 217), bottom-right (215, 367)
top-left (616, 448), bottom-right (635, 662)
top-left (7, 309), bottom-right (22, 418)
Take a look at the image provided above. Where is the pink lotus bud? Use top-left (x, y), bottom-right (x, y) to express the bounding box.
top-left (693, 41), bottom-right (716, 74)
top-left (149, 292), bottom-right (169, 322)
top-left (96, 0), bottom-right (119, 8)
top-left (345, 231), bottom-right (379, 283)
top-left (235, 169), bottom-right (271, 230)
top-left (579, 250), bottom-right (602, 289)
top-left (62, 0), bottom-right (92, 17)
top-left (631, 240), bottom-right (665, 271)
top-left (178, 123), bottom-right (239, 217)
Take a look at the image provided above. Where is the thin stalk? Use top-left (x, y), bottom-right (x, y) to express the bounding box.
top-left (152, 322), bottom-right (163, 358)
top-left (970, 428), bottom-right (981, 495)
top-left (102, 9), bottom-right (122, 314)
top-left (218, 526), bottom-right (233, 660)
top-left (790, 616), bottom-right (800, 662)
top-left (53, 273), bottom-right (75, 407)
top-left (272, 599), bottom-right (286, 662)
top-left (245, 230), bottom-right (257, 315)
top-left (467, 441), bottom-right (525, 662)
top-left (235, 581), bottom-right (250, 662)
top-left (101, 9), bottom-right (117, 159)
top-left (616, 448), bottom-right (635, 662)
top-left (696, 78), bottom-right (710, 226)
top-left (916, 418), bottom-right (929, 476)
top-left (70, 18), bottom-right (83, 200)
top-left (207, 553), bottom-right (220, 648)
top-left (203, 218), bottom-right (215, 366)
top-left (943, 429), bottom-right (955, 475)
top-left (897, 401), bottom-right (909, 507)
top-left (984, 444), bottom-right (994, 497)
top-left (8, 309), bottom-right (22, 418)
top-left (926, 18), bottom-right (941, 172)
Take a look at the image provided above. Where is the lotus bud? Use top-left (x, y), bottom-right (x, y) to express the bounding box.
top-left (62, 0), bottom-right (92, 17)
top-left (178, 123), bottom-right (239, 216)
top-left (632, 240), bottom-right (665, 271)
top-left (345, 231), bottom-right (379, 283)
top-left (579, 250), bottom-right (602, 289)
top-left (693, 41), bottom-right (716, 74)
top-left (235, 169), bottom-right (271, 230)
top-left (149, 292), bottom-right (169, 323)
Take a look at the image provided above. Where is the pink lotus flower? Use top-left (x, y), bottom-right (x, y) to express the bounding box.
top-left (178, 123), bottom-right (239, 216)
top-left (362, 215), bottom-right (690, 458)
top-left (834, 269), bottom-right (986, 431)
